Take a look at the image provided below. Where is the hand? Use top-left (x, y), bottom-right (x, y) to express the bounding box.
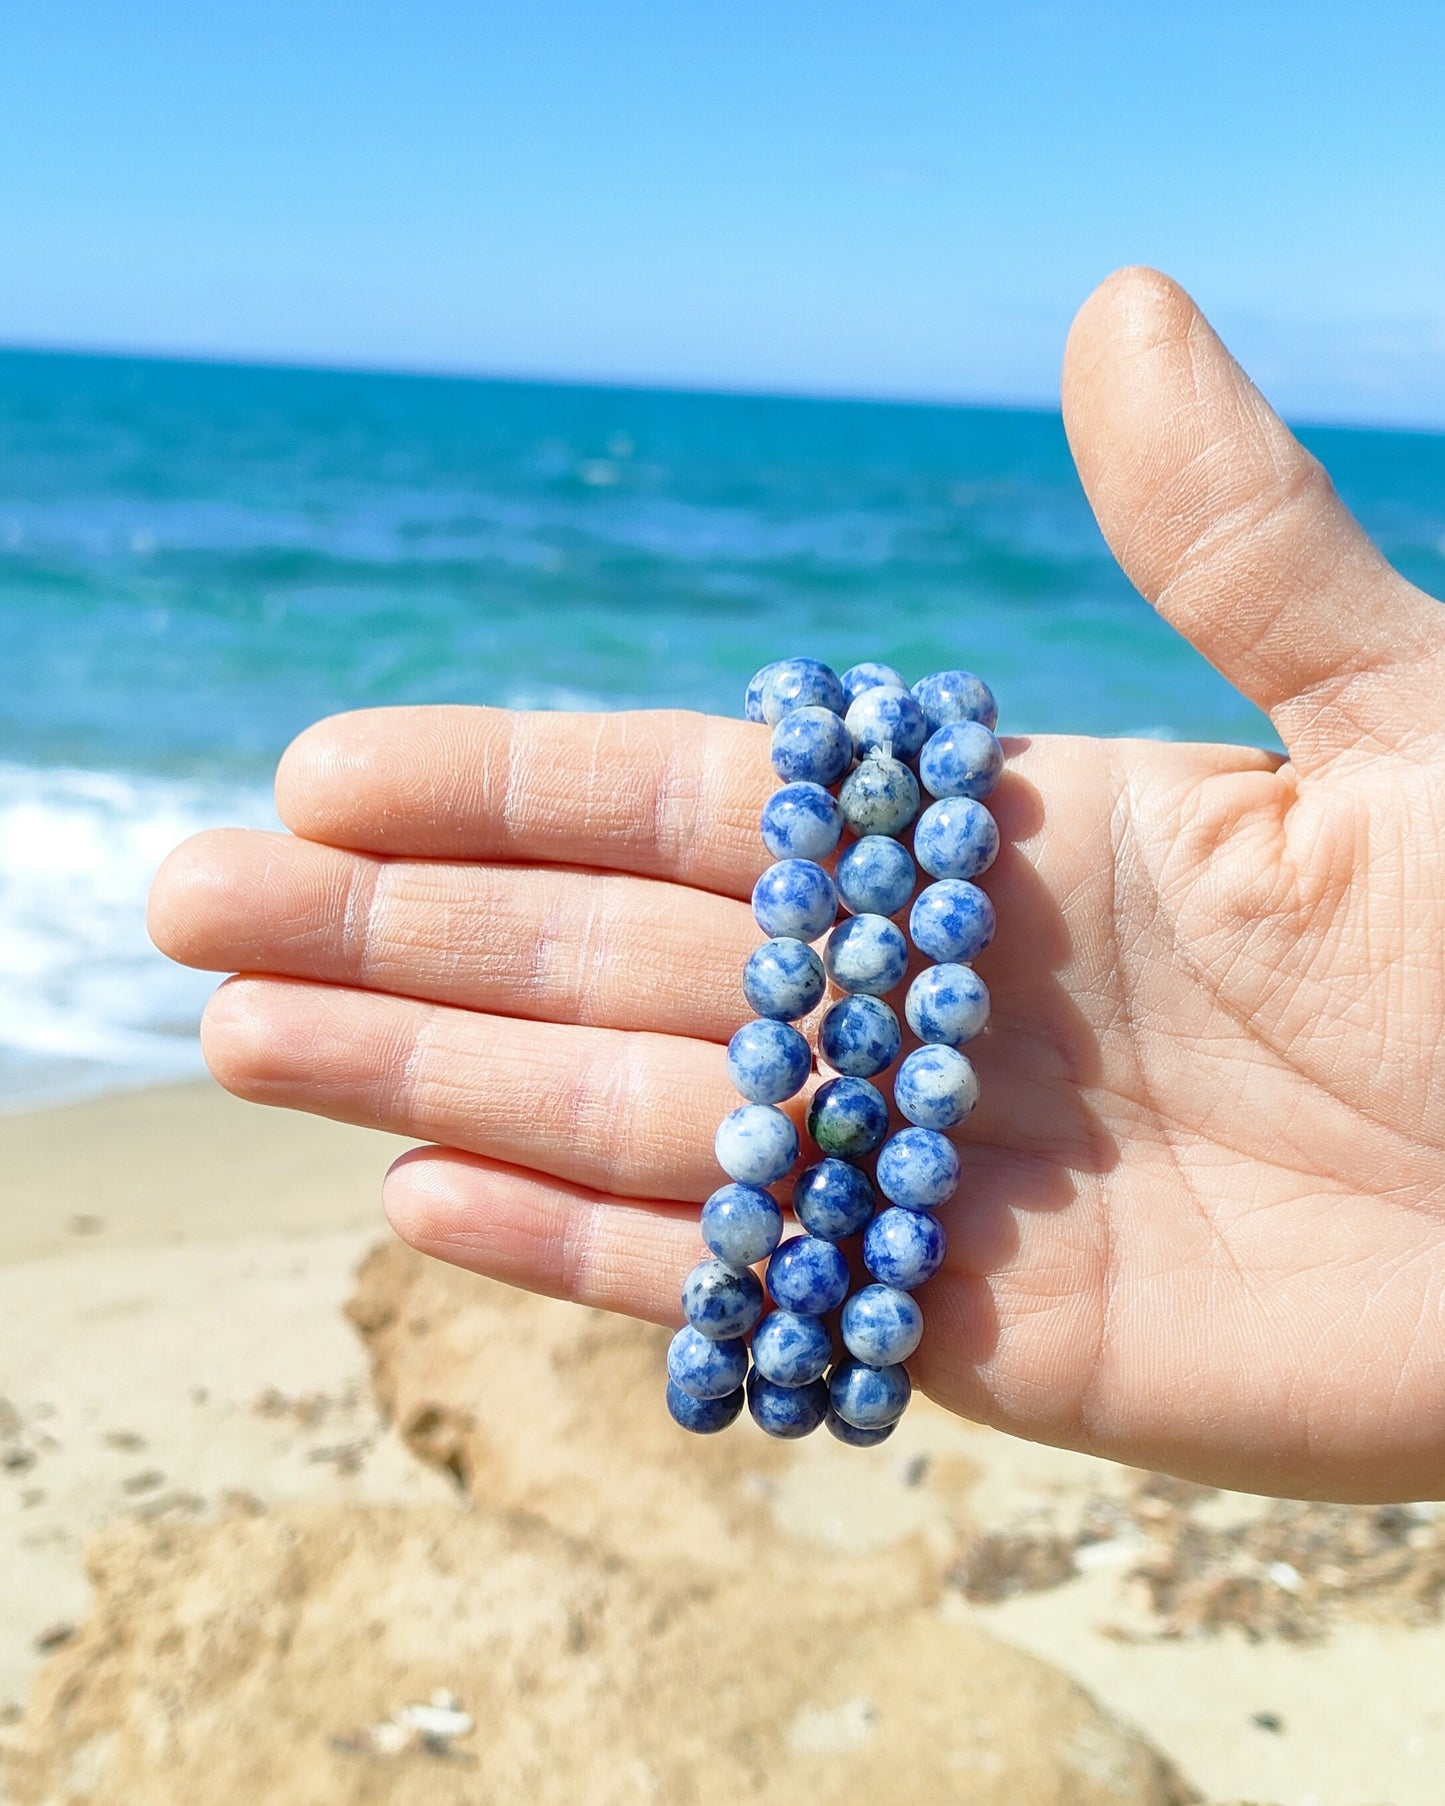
top-left (148, 268), bottom-right (1445, 1502)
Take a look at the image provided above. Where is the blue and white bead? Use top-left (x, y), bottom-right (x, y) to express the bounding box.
top-left (715, 1104), bottom-right (799, 1185)
top-left (838, 752), bottom-right (920, 838)
top-left (894, 1044), bottom-right (980, 1130)
top-left (701, 1182), bottom-right (784, 1270)
top-left (766, 1234), bottom-right (851, 1315)
top-left (747, 1369), bottom-right (830, 1439)
top-left (875, 1128), bottom-right (961, 1211)
top-left (681, 1259), bottom-right (764, 1340)
top-left (667, 1326), bottom-right (750, 1399)
top-left (818, 994), bottom-right (901, 1078)
top-left (771, 706), bottom-right (854, 786)
top-left (912, 668), bottom-right (998, 734)
top-left (806, 1075), bottom-right (889, 1159)
top-left (751, 1309), bottom-right (833, 1386)
top-left (667, 1379), bottom-right (745, 1434)
top-left (792, 1157), bottom-right (876, 1240)
top-left (919, 719), bottom-right (1005, 802)
top-left (727, 1018), bottom-right (811, 1104)
top-left (840, 661), bottom-right (907, 707)
top-left (761, 657), bottom-right (847, 725)
top-left (752, 858), bottom-right (838, 942)
top-left (914, 796), bottom-right (999, 881)
top-left (905, 963), bottom-right (990, 1046)
top-left (840, 1284), bottom-right (923, 1366)
top-left (760, 781), bottom-right (844, 862)
top-left (836, 835), bottom-right (915, 917)
top-left (742, 938), bottom-right (826, 1020)
top-left (829, 1357), bottom-right (912, 1430)
top-left (824, 914), bottom-right (909, 996)
top-left (909, 879), bottom-right (995, 964)
top-left (826, 1408), bottom-right (896, 1447)
top-left (745, 661), bottom-right (782, 723)
top-left (863, 1206), bottom-right (947, 1290)
top-left (844, 685), bottom-right (928, 761)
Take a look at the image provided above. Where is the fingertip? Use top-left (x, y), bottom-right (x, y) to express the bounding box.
top-left (146, 827), bottom-right (257, 964)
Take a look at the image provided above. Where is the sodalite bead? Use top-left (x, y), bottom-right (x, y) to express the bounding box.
top-left (682, 1258), bottom-right (764, 1340)
top-left (875, 1128), bottom-right (961, 1211)
top-left (839, 752), bottom-right (920, 838)
top-left (771, 706), bottom-right (854, 786)
top-left (667, 1325), bottom-right (749, 1399)
top-left (894, 1044), bottom-right (979, 1130)
top-left (914, 797), bottom-right (999, 881)
top-left (761, 781), bottom-right (844, 862)
top-left (751, 1309), bottom-right (832, 1386)
top-left (792, 1157), bottom-right (875, 1240)
top-left (829, 1357), bottom-right (912, 1430)
top-left (841, 1284), bottom-right (923, 1366)
top-left (727, 1018), bottom-right (811, 1104)
top-left (761, 657), bottom-right (846, 725)
top-left (819, 994), bottom-right (900, 1078)
top-left (840, 661), bottom-right (907, 707)
top-left (807, 1075), bottom-right (889, 1158)
top-left (844, 685), bottom-right (927, 761)
top-left (701, 1182), bottom-right (783, 1269)
top-left (742, 938), bottom-right (826, 1021)
top-left (836, 836), bottom-right (915, 918)
top-left (911, 668), bottom-right (998, 734)
top-left (919, 720), bottom-right (1004, 802)
top-left (667, 1378), bottom-right (745, 1434)
top-left (909, 880), bottom-right (995, 964)
top-left (905, 963), bottom-right (990, 1046)
top-left (863, 1206), bottom-right (947, 1289)
top-left (715, 1104), bottom-right (799, 1185)
top-left (766, 1234), bottom-right (851, 1315)
top-left (744, 661), bottom-right (781, 723)
top-left (824, 913), bottom-right (909, 996)
top-left (826, 1408), bottom-right (895, 1447)
top-left (747, 1369), bottom-right (829, 1439)
top-left (751, 859), bottom-right (838, 942)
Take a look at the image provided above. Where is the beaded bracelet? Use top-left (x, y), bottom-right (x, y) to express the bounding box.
top-left (665, 657), bottom-right (1001, 1446)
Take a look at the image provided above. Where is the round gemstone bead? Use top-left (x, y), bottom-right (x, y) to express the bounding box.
top-left (807, 1075), bottom-right (889, 1159)
top-left (792, 1157), bottom-right (876, 1241)
top-left (838, 752), bottom-right (920, 838)
top-left (701, 1182), bottom-right (783, 1269)
top-left (914, 797), bottom-right (999, 881)
top-left (840, 661), bottom-right (907, 707)
top-left (744, 661), bottom-right (782, 723)
top-left (667, 1325), bottom-right (749, 1400)
top-left (824, 914), bottom-right (909, 996)
top-left (750, 1309), bottom-right (833, 1386)
top-left (841, 1284), bottom-right (923, 1366)
top-left (746, 1369), bottom-right (829, 1439)
top-left (667, 1378), bottom-right (745, 1434)
top-left (818, 994), bottom-right (901, 1078)
top-left (875, 1128), bottom-right (961, 1211)
top-left (742, 938), bottom-right (826, 1021)
top-left (760, 781), bottom-right (844, 862)
top-left (766, 1234), bottom-right (851, 1315)
top-left (844, 685), bottom-right (927, 760)
top-left (682, 1259), bottom-right (765, 1340)
top-left (726, 1019), bottom-right (812, 1104)
top-left (863, 1206), bottom-right (947, 1289)
top-left (751, 858), bottom-right (839, 942)
top-left (905, 963), bottom-right (990, 1046)
top-left (894, 1044), bottom-right (980, 1130)
top-left (836, 836), bottom-right (915, 918)
top-left (761, 658), bottom-right (847, 725)
top-left (912, 669), bottom-right (998, 734)
top-left (826, 1407), bottom-right (896, 1447)
top-left (829, 1357), bottom-right (912, 1430)
top-left (770, 706), bottom-right (854, 786)
top-left (908, 880), bottom-right (996, 964)
top-left (715, 1104), bottom-right (800, 1186)
top-left (919, 720), bottom-right (1005, 802)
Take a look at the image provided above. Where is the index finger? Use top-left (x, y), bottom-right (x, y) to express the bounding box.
top-left (276, 705), bottom-right (773, 899)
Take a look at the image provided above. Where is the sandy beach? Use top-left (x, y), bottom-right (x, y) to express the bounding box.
top-left (1, 1082), bottom-right (1440, 1804)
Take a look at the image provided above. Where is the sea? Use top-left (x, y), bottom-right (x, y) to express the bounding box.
top-left (3, 346), bottom-right (1444, 1112)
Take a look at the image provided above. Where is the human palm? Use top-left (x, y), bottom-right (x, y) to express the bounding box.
top-left (149, 270), bottom-right (1445, 1500)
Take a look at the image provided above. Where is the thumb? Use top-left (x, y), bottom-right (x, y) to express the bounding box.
top-left (1062, 266), bottom-right (1445, 772)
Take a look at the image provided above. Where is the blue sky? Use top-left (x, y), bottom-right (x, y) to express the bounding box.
top-left (2, 2), bottom-right (1443, 425)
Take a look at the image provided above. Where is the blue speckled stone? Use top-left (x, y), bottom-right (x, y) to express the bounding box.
top-left (912, 669), bottom-right (999, 734)
top-left (824, 913), bottom-right (910, 996)
top-left (751, 1309), bottom-right (833, 1386)
top-left (667, 1378), bottom-right (745, 1434)
top-left (667, 1325), bottom-right (749, 1399)
top-left (875, 1128), bottom-right (961, 1211)
top-left (745, 662), bottom-right (782, 723)
top-left (761, 782), bottom-right (844, 862)
top-left (894, 1044), bottom-right (979, 1130)
top-left (838, 753), bottom-right (921, 838)
top-left (908, 880), bottom-right (995, 964)
top-left (844, 686), bottom-right (927, 760)
top-left (919, 720), bottom-right (1005, 802)
top-left (701, 1182), bottom-right (783, 1269)
top-left (771, 706), bottom-right (854, 786)
top-left (818, 994), bottom-right (901, 1079)
top-left (914, 797), bottom-right (1000, 881)
top-left (841, 661), bottom-right (907, 708)
top-left (742, 938), bottom-right (827, 1021)
top-left (682, 1259), bottom-right (764, 1340)
top-left (863, 1206), bottom-right (947, 1289)
top-left (841, 1284), bottom-right (923, 1365)
top-left (792, 1158), bottom-right (876, 1240)
top-left (746, 1369), bottom-right (829, 1439)
top-left (829, 1357), bottom-right (912, 1430)
top-left (715, 1103), bottom-right (799, 1185)
top-left (727, 1018), bottom-right (812, 1104)
top-left (761, 658), bottom-right (846, 725)
top-left (807, 1075), bottom-right (889, 1158)
top-left (752, 858), bottom-right (839, 942)
top-left (826, 1407), bottom-right (896, 1447)
top-left (766, 1234), bottom-right (851, 1315)
top-left (836, 836), bottom-right (915, 918)
top-left (905, 963), bottom-right (990, 1046)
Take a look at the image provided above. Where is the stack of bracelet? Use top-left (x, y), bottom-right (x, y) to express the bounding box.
top-left (665, 656), bottom-right (1001, 1446)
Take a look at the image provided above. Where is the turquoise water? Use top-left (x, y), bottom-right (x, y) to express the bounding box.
top-left (2, 346), bottom-right (1443, 1107)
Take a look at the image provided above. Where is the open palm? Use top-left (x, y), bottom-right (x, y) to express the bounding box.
top-left (149, 270), bottom-right (1445, 1500)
